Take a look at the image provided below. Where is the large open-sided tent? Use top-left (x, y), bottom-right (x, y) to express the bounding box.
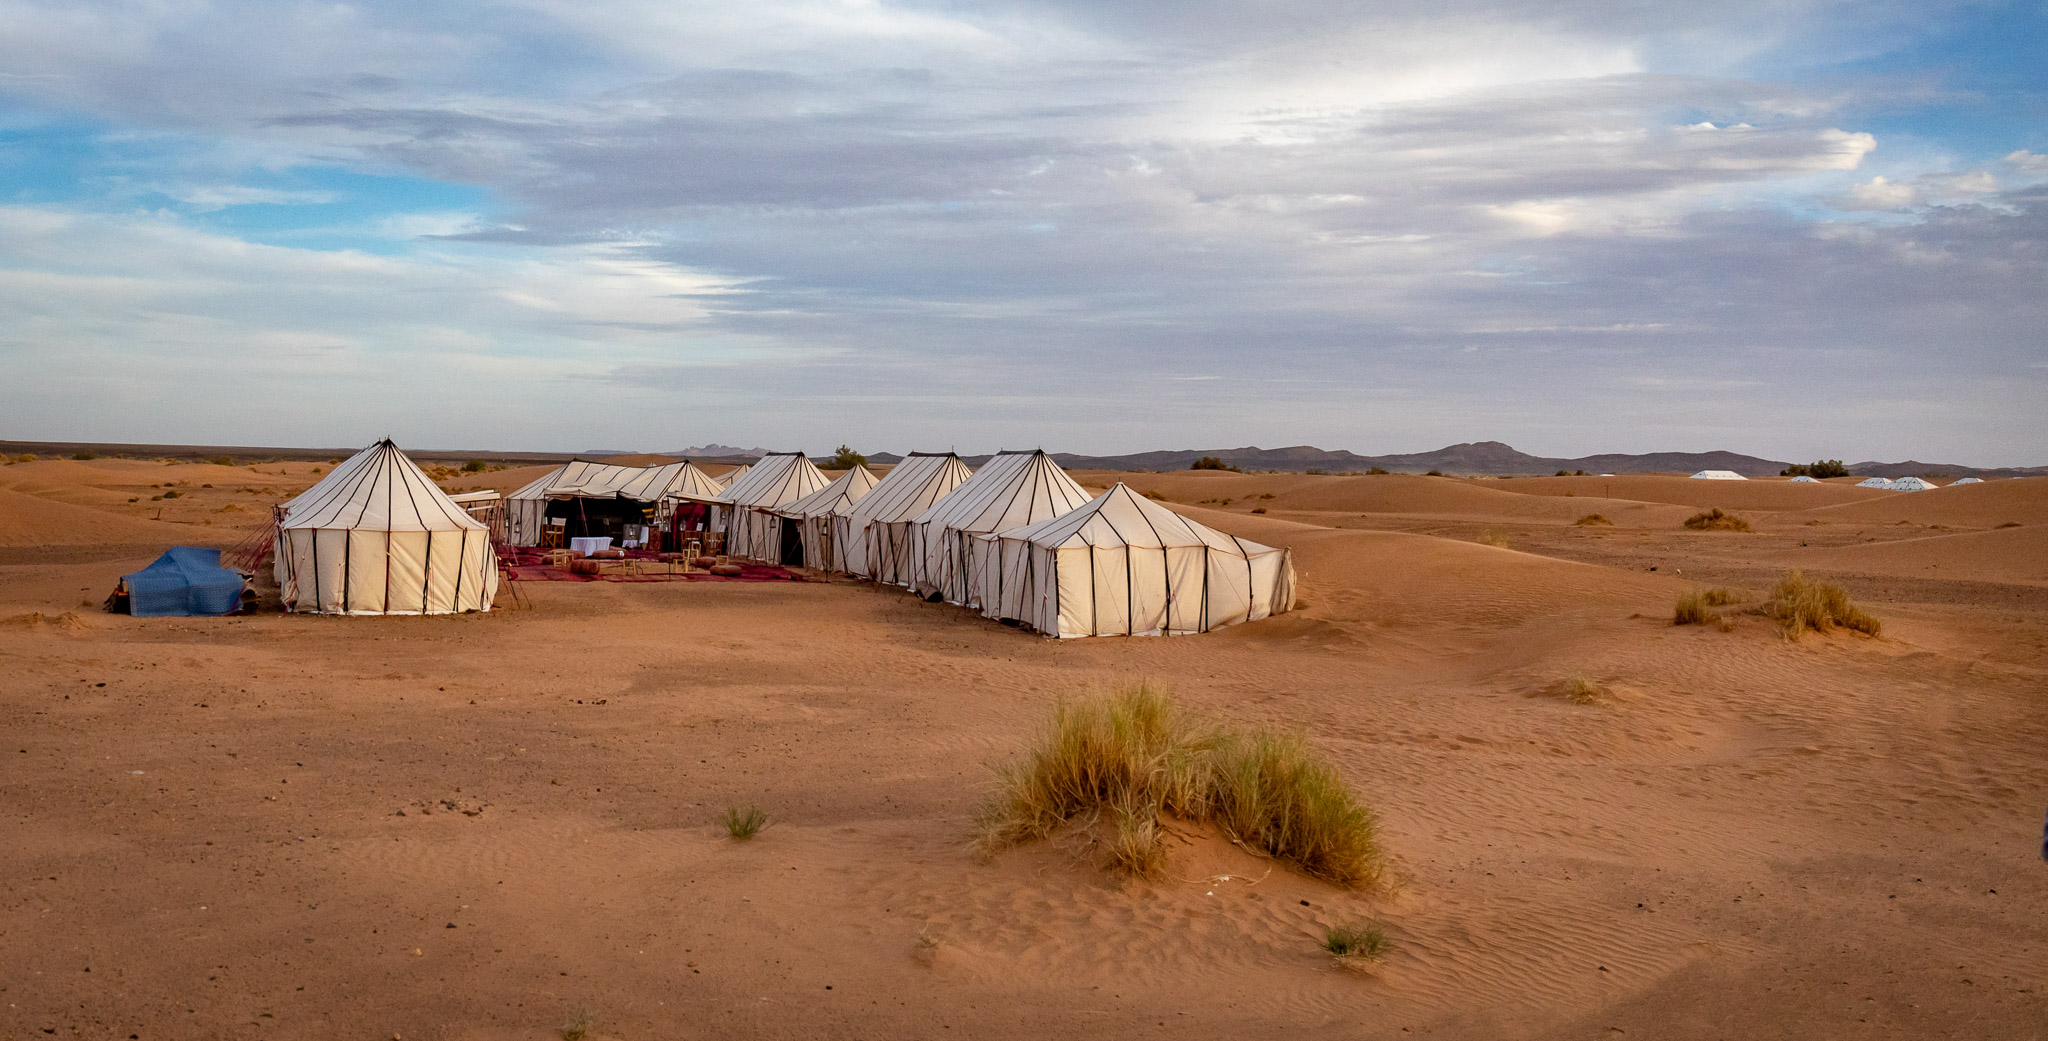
top-left (723, 452), bottom-right (831, 561)
top-left (978, 483), bottom-right (1295, 638)
top-left (273, 440), bottom-right (497, 614)
top-left (910, 449), bottom-right (1091, 607)
top-left (504, 459), bottom-right (721, 546)
top-left (774, 464), bottom-right (879, 569)
top-left (834, 452), bottom-right (973, 584)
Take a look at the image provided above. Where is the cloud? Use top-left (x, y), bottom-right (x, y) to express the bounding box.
top-left (0, 0), bottom-right (2041, 461)
top-left (1838, 175), bottom-right (1919, 210)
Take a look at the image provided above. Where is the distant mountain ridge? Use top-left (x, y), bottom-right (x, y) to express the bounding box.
top-left (1028, 441), bottom-right (2046, 478)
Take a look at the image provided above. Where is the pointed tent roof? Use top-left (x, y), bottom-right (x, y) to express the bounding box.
top-left (506, 459), bottom-right (720, 502)
top-left (279, 440), bottom-right (484, 532)
top-left (775, 464), bottom-right (879, 519)
top-left (1857, 477), bottom-right (1894, 488)
top-left (712, 464), bottom-right (751, 490)
top-left (994, 482), bottom-right (1282, 554)
top-left (722, 452), bottom-right (829, 510)
top-left (912, 449), bottom-right (1090, 535)
top-left (1889, 476), bottom-right (1939, 491)
top-left (840, 453), bottom-right (973, 528)
top-left (1786, 475), bottom-right (1821, 483)
top-left (1950, 477), bottom-right (1984, 485)
top-left (1689, 470), bottom-right (1747, 480)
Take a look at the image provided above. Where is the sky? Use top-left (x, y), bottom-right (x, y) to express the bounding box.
top-left (1, 0), bottom-right (2043, 464)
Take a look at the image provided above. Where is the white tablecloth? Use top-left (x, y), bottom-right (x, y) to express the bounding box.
top-left (569, 537), bottom-right (612, 557)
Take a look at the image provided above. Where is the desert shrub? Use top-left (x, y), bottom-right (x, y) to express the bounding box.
top-left (463, 459), bottom-right (489, 472)
top-left (207, 455), bottom-right (234, 466)
top-left (1673, 587), bottom-right (1738, 625)
top-left (1683, 508), bottom-right (1751, 532)
top-left (71, 450), bottom-right (97, 460)
top-left (1424, 469), bottom-right (1444, 477)
top-left (1367, 467), bottom-right (1389, 475)
top-left (1764, 571), bottom-right (1880, 639)
top-left (720, 805), bottom-right (769, 839)
top-left (1304, 468), bottom-right (1328, 475)
top-left (1190, 456), bottom-right (1241, 472)
top-left (161, 489), bottom-right (180, 499)
top-left (1251, 507), bottom-right (1268, 514)
top-left (1322, 921), bottom-right (1390, 962)
top-left (560, 1006), bottom-right (597, 1041)
top-left (1537, 675), bottom-right (1611, 704)
top-left (976, 684), bottom-right (1382, 888)
top-left (1556, 469), bottom-right (1570, 476)
top-left (1783, 459), bottom-right (1849, 479)
top-left (1575, 514), bottom-right (1612, 526)
top-left (1477, 528), bottom-right (1510, 548)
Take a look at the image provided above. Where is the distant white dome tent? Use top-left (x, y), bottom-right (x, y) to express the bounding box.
top-left (1689, 470), bottom-right (1747, 480)
top-left (1888, 476), bottom-right (1939, 491)
top-left (773, 464), bottom-right (879, 569)
top-left (273, 440), bottom-right (498, 615)
top-left (1857, 477), bottom-right (1895, 488)
top-left (978, 483), bottom-right (1296, 638)
top-left (911, 449), bottom-right (1093, 607)
top-left (835, 452), bottom-right (974, 584)
top-left (723, 453), bottom-right (830, 562)
top-left (1950, 477), bottom-right (1984, 485)
top-left (1787, 475), bottom-right (1822, 483)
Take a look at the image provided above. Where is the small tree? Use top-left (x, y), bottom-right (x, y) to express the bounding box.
top-left (826, 444), bottom-right (866, 469)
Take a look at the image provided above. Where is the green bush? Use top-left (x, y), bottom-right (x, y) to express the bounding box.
top-left (1190, 456), bottom-right (1241, 472)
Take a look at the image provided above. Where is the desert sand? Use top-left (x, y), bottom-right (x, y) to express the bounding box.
top-left (2, 459), bottom-right (2044, 1040)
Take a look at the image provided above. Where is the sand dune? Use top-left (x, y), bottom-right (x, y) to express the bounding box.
top-left (1799, 477), bottom-right (2048, 529)
top-left (1773, 523), bottom-right (2048, 585)
top-left (0, 487), bottom-right (210, 547)
top-left (1, 458), bottom-right (2044, 1041)
top-left (1494, 473), bottom-right (1889, 511)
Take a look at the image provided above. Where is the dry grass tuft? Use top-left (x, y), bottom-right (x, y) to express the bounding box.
top-left (1534, 675), bottom-right (1612, 704)
top-left (720, 805), bottom-right (769, 839)
top-left (1322, 921), bottom-right (1391, 963)
top-left (560, 1006), bottom-right (597, 1041)
top-left (1574, 514), bottom-right (1613, 526)
top-left (976, 683), bottom-right (1382, 888)
top-left (1673, 586), bottom-right (1739, 626)
top-left (1683, 508), bottom-right (1751, 532)
top-left (1476, 528), bottom-right (1511, 548)
top-left (1763, 571), bottom-right (1881, 640)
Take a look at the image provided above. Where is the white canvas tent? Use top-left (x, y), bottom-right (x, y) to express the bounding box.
top-left (504, 459), bottom-right (722, 546)
top-left (835, 452), bottom-right (974, 584)
top-left (723, 452), bottom-right (830, 562)
top-left (273, 440), bottom-right (497, 615)
top-left (1950, 477), bottom-right (1984, 485)
top-left (910, 449), bottom-right (1091, 606)
top-left (978, 483), bottom-right (1295, 638)
top-left (1690, 470), bottom-right (1747, 480)
top-left (774, 465), bottom-right (879, 570)
top-left (1888, 476), bottom-right (1939, 491)
top-left (712, 464), bottom-right (751, 489)
top-left (1857, 477), bottom-right (1894, 488)
top-left (1786, 475), bottom-right (1822, 483)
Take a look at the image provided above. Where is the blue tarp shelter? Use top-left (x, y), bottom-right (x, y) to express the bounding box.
top-left (123, 547), bottom-right (245, 617)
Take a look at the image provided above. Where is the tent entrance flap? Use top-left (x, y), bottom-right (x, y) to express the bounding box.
top-left (779, 518), bottom-right (803, 566)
